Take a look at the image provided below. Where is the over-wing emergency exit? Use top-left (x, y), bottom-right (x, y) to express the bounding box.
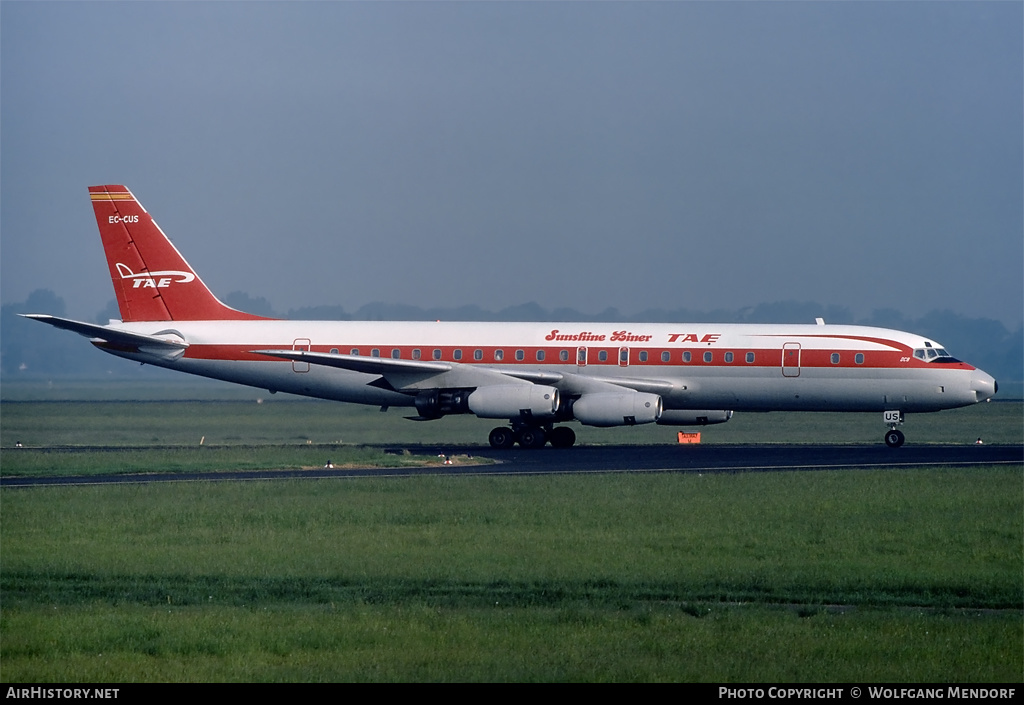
top-left (23, 186), bottom-right (998, 448)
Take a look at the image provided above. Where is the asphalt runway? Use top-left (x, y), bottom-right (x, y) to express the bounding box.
top-left (2, 443), bottom-right (1020, 487)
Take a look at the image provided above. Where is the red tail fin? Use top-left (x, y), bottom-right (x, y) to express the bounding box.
top-left (89, 185), bottom-right (271, 322)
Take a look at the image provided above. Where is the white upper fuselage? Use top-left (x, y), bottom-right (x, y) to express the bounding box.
top-left (98, 318), bottom-right (996, 414)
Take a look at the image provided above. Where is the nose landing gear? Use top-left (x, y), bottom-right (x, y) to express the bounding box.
top-left (883, 410), bottom-right (906, 447)
top-left (884, 428), bottom-right (906, 448)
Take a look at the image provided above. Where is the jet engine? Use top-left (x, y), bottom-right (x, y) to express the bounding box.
top-left (571, 392), bottom-right (662, 427)
top-left (656, 410), bottom-right (733, 426)
top-left (414, 388), bottom-right (472, 419)
top-left (415, 385), bottom-right (560, 421)
top-left (468, 385), bottom-right (560, 419)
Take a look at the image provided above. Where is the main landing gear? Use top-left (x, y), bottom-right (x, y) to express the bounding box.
top-left (883, 410), bottom-right (906, 448)
top-left (488, 424), bottom-right (576, 449)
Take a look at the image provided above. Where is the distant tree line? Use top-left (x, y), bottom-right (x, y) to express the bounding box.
top-left (3, 289), bottom-right (1021, 388)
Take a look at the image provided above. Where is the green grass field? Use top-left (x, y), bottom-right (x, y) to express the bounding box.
top-left (2, 470), bottom-right (1021, 682)
top-left (1, 382), bottom-right (1021, 681)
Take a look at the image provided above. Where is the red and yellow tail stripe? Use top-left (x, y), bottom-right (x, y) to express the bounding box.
top-left (89, 191), bottom-right (135, 201)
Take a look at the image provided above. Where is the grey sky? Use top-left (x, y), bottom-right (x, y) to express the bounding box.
top-left (2, 1), bottom-right (1021, 327)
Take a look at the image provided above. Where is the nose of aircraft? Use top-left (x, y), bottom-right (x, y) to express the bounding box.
top-left (971, 370), bottom-right (998, 402)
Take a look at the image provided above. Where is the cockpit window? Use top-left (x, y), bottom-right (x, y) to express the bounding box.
top-left (914, 347), bottom-right (959, 363)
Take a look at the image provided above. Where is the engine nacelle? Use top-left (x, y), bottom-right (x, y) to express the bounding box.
top-left (572, 392), bottom-right (662, 427)
top-left (414, 388), bottom-right (472, 419)
top-left (467, 384), bottom-right (560, 420)
top-left (656, 409), bottom-right (733, 426)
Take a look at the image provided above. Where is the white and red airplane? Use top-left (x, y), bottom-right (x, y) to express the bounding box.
top-left (24, 185), bottom-right (998, 449)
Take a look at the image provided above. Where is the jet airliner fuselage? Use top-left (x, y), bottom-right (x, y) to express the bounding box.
top-left (24, 186), bottom-right (998, 449)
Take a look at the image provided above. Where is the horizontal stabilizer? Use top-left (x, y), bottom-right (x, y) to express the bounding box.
top-left (20, 314), bottom-right (188, 350)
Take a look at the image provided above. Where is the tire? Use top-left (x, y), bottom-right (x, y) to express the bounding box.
top-left (884, 429), bottom-right (905, 448)
top-left (517, 427), bottom-right (547, 449)
top-left (548, 426), bottom-right (576, 448)
top-left (488, 427), bottom-right (516, 449)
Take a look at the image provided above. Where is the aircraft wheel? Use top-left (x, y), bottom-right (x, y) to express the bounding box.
top-left (489, 427), bottom-right (516, 449)
top-left (549, 426), bottom-right (576, 448)
top-left (884, 429), bottom-right (905, 448)
top-left (517, 427), bottom-right (547, 449)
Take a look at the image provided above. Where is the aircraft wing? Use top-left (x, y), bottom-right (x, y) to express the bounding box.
top-left (252, 349), bottom-right (677, 396)
top-left (252, 349), bottom-right (452, 376)
top-left (564, 373), bottom-right (677, 396)
top-left (21, 314), bottom-right (188, 352)
top-left (252, 348), bottom-right (516, 390)
top-left (490, 369), bottom-right (675, 395)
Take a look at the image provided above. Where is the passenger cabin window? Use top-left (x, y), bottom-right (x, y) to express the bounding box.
top-left (474, 349), bottom-right (483, 361)
top-left (560, 350), bottom-right (570, 362)
top-left (371, 349), bottom-right (380, 357)
top-left (412, 349), bottom-right (421, 360)
top-left (494, 349), bottom-right (504, 361)
top-left (639, 351), bottom-right (648, 362)
top-left (536, 350), bottom-right (545, 361)
top-left (619, 349), bottom-right (628, 363)
top-left (683, 351), bottom-right (692, 363)
top-left (661, 351), bottom-right (670, 362)
top-left (330, 348), bottom-right (339, 354)
top-left (515, 350), bottom-right (525, 361)
top-left (453, 349), bottom-right (462, 361)
top-left (745, 352), bottom-right (755, 363)
top-left (598, 350), bottom-right (608, 362)
top-left (831, 353), bottom-right (840, 364)
top-left (391, 349), bottom-right (400, 359)
top-left (432, 349), bottom-right (442, 360)
top-left (724, 352), bottom-right (734, 363)
top-left (703, 351), bottom-right (713, 363)
top-left (855, 353), bottom-right (864, 365)
top-left (351, 348), bottom-right (359, 355)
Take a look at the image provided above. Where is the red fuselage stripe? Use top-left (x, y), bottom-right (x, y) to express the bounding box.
top-left (182, 344), bottom-right (975, 371)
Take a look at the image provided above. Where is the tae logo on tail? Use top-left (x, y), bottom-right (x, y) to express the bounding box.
top-left (115, 263), bottom-right (195, 289)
